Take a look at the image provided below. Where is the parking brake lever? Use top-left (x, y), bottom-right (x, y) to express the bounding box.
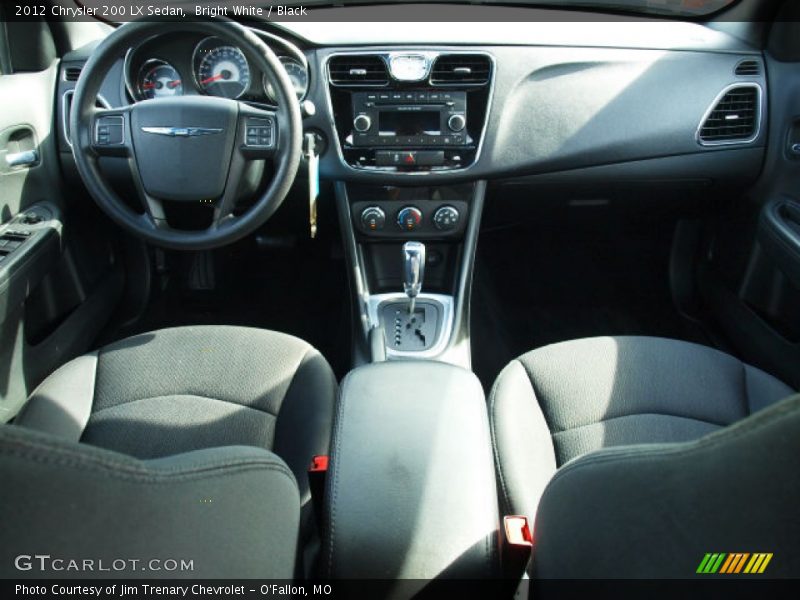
top-left (402, 241), bottom-right (425, 314)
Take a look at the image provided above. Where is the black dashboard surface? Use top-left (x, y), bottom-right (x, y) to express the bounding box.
top-left (60, 15), bottom-right (767, 187)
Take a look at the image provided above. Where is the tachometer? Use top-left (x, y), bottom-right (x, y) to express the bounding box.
top-left (137, 60), bottom-right (182, 100)
top-left (195, 43), bottom-right (251, 99)
top-left (264, 57), bottom-right (309, 103)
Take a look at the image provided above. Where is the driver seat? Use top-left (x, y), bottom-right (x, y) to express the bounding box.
top-left (2, 325), bottom-right (337, 578)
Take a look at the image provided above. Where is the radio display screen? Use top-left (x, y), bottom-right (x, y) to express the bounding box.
top-left (378, 111), bottom-right (441, 136)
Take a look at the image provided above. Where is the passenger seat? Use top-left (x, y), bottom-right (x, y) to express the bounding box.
top-left (489, 336), bottom-right (799, 578)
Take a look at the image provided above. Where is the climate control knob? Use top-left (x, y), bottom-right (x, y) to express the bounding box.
top-left (448, 114), bottom-right (466, 132)
top-left (353, 114), bottom-right (372, 132)
top-left (360, 206), bottom-right (386, 231)
top-left (433, 206), bottom-right (460, 231)
top-left (397, 206), bottom-right (423, 231)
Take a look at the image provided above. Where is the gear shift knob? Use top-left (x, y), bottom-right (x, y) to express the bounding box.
top-left (402, 241), bottom-right (426, 313)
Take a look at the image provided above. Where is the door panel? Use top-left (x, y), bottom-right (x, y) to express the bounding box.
top-left (0, 20), bottom-right (123, 421)
top-left (0, 62), bottom-right (61, 223)
top-left (697, 20), bottom-right (800, 391)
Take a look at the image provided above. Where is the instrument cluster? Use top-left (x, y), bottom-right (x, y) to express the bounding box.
top-left (124, 32), bottom-right (309, 105)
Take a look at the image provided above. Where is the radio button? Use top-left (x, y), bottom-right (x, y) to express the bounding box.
top-left (353, 115), bottom-right (372, 132)
top-left (416, 151), bottom-right (445, 166)
top-left (448, 114), bottom-right (466, 132)
top-left (415, 92), bottom-right (429, 102)
top-left (376, 151), bottom-right (445, 167)
top-left (377, 151), bottom-right (414, 166)
top-left (378, 93), bottom-right (390, 102)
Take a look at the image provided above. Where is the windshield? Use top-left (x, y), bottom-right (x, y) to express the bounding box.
top-left (73, 0), bottom-right (741, 21)
top-left (500, 0), bottom-right (739, 17)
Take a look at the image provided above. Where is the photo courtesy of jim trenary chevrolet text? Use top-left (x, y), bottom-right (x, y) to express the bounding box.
top-left (0, 0), bottom-right (798, 598)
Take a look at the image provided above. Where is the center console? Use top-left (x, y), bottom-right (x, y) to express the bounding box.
top-left (326, 51), bottom-right (494, 368)
top-left (313, 49), bottom-right (503, 590)
top-left (321, 361), bottom-right (500, 587)
top-left (326, 51), bottom-right (493, 172)
top-left (336, 181), bottom-right (484, 367)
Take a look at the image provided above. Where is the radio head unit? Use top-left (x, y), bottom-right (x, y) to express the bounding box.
top-left (326, 51), bottom-right (493, 171)
top-left (350, 91), bottom-right (469, 148)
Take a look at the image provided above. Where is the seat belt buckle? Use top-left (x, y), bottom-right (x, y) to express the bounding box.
top-left (504, 515), bottom-right (533, 548)
top-left (502, 515), bottom-right (533, 585)
top-left (308, 455), bottom-right (329, 527)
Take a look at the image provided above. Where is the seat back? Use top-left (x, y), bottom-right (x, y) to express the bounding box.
top-left (532, 394), bottom-right (800, 579)
top-left (0, 426), bottom-right (300, 578)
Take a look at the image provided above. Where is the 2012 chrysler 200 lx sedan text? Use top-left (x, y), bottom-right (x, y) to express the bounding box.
top-left (0, 0), bottom-right (798, 596)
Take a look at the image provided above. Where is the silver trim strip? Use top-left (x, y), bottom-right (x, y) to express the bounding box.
top-left (140, 126), bottom-right (222, 137)
top-left (367, 293), bottom-right (454, 359)
top-left (695, 82), bottom-right (763, 147)
top-left (322, 49), bottom-right (496, 176)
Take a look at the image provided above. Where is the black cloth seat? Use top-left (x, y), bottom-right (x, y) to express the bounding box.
top-left (490, 336), bottom-right (794, 521)
top-left (3, 326), bottom-right (337, 577)
top-left (489, 336), bottom-right (799, 579)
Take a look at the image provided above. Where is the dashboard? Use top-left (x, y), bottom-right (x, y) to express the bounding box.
top-left (56, 14), bottom-right (769, 188)
top-left (122, 31), bottom-right (309, 105)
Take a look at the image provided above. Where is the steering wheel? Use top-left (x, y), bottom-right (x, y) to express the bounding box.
top-left (70, 17), bottom-right (302, 250)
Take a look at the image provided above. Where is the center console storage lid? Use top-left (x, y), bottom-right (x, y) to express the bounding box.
top-left (322, 361), bottom-right (499, 584)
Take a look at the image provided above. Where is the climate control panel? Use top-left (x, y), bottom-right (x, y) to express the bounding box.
top-left (397, 206), bottom-right (424, 231)
top-left (352, 201), bottom-right (466, 239)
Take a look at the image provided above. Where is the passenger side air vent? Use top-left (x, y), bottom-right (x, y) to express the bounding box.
top-left (328, 55), bottom-right (388, 87)
top-left (430, 54), bottom-right (491, 86)
top-left (64, 66), bottom-right (82, 81)
top-left (734, 60), bottom-right (761, 76)
top-left (698, 85), bottom-right (761, 145)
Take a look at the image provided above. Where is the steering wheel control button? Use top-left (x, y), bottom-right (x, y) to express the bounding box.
top-left (397, 206), bottom-right (423, 231)
top-left (94, 116), bottom-right (124, 146)
top-left (245, 118), bottom-right (274, 148)
top-left (433, 206), bottom-right (460, 231)
top-left (360, 206), bottom-right (386, 231)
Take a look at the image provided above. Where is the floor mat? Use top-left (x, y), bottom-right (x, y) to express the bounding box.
top-left (471, 216), bottom-right (712, 391)
top-left (107, 239), bottom-right (352, 380)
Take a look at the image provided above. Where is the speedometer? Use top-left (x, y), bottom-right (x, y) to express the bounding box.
top-left (194, 42), bottom-right (251, 99)
top-left (264, 57), bottom-right (309, 103)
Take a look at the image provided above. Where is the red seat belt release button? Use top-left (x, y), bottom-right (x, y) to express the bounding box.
top-left (310, 455), bottom-right (329, 472)
top-left (308, 455), bottom-right (329, 527)
top-left (502, 515), bottom-right (533, 585)
top-left (504, 515), bottom-right (533, 547)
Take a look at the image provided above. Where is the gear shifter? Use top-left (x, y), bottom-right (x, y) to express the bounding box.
top-left (402, 241), bottom-right (426, 314)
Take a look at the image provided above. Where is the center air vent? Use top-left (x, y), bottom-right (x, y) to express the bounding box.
top-left (329, 55), bottom-right (388, 87)
top-left (734, 60), bottom-right (761, 76)
top-left (430, 54), bottom-right (491, 86)
top-left (64, 66), bottom-right (82, 81)
top-left (698, 85), bottom-right (761, 145)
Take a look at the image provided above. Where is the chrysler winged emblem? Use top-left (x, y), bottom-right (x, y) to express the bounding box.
top-left (141, 126), bottom-right (223, 137)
